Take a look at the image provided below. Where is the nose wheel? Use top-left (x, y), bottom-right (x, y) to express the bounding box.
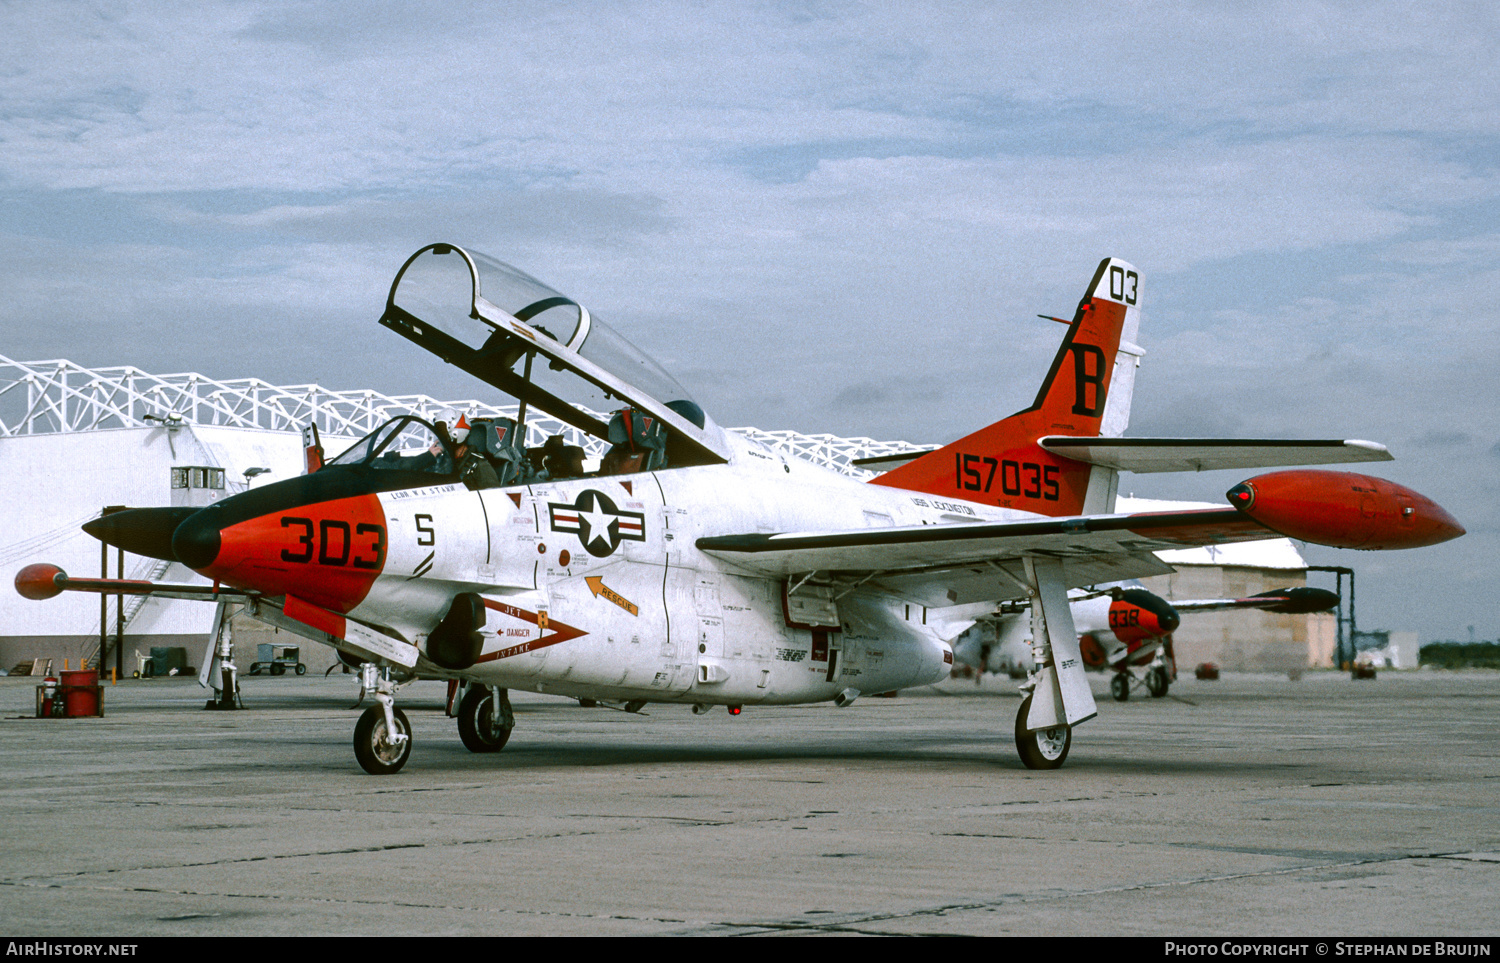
top-left (353, 664), bottom-right (411, 775)
top-left (354, 704), bottom-right (412, 774)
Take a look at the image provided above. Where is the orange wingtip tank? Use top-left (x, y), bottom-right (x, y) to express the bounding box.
top-left (1226, 470), bottom-right (1464, 550)
top-left (15, 563), bottom-right (67, 600)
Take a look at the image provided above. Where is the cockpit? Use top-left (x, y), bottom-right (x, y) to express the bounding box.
top-left (323, 244), bottom-right (731, 491)
top-left (323, 410), bottom-right (584, 490)
top-left (325, 416), bottom-right (456, 475)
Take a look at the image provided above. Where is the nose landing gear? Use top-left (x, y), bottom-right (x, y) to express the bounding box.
top-left (354, 664), bottom-right (411, 775)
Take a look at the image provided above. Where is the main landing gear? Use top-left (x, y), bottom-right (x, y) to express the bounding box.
top-left (1014, 693), bottom-right (1070, 770)
top-left (456, 684), bottom-right (514, 753)
top-left (1110, 663), bottom-right (1173, 702)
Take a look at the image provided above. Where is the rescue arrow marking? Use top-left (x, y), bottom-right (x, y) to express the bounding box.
top-left (585, 575), bottom-right (639, 616)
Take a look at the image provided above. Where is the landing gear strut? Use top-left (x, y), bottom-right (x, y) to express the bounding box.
top-left (202, 599), bottom-right (243, 711)
top-left (353, 664), bottom-right (411, 775)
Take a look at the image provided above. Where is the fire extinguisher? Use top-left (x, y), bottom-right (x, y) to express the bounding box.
top-left (40, 660), bottom-right (60, 718)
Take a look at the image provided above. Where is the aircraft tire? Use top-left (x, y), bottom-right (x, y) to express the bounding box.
top-left (1014, 694), bottom-right (1070, 770)
top-left (1110, 673), bottom-right (1130, 702)
top-left (354, 706), bottom-right (412, 775)
top-left (1146, 667), bottom-right (1169, 698)
top-left (457, 686), bottom-right (512, 754)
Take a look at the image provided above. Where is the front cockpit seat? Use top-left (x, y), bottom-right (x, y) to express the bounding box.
top-left (600, 408), bottom-right (666, 475)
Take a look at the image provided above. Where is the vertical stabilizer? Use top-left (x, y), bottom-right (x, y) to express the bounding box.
top-left (872, 258), bottom-right (1142, 516)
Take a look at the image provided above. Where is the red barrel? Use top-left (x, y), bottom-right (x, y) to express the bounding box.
top-left (60, 669), bottom-right (101, 717)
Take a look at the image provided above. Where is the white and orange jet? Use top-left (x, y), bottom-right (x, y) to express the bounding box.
top-left (15, 245), bottom-right (1463, 773)
top-left (954, 583), bottom-right (1340, 700)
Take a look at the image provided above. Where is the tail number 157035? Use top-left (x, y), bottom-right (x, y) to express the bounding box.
top-left (957, 454), bottom-right (1060, 501)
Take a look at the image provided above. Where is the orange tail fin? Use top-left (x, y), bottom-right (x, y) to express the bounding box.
top-left (871, 258), bottom-right (1142, 516)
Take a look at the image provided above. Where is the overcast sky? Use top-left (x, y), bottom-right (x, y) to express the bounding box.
top-left (1, 1), bottom-right (1495, 641)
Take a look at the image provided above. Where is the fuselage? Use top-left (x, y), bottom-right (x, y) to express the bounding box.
top-left (175, 430), bottom-right (1017, 706)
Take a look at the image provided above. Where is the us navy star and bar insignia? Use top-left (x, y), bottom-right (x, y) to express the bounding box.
top-left (548, 489), bottom-right (646, 557)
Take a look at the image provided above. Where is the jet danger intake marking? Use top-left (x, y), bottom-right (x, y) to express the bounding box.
top-left (477, 598), bottom-right (587, 662)
top-left (548, 490), bottom-right (645, 557)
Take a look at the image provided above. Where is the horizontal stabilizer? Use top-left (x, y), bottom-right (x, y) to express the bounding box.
top-left (851, 449), bottom-right (939, 472)
top-left (1037, 437), bottom-right (1391, 474)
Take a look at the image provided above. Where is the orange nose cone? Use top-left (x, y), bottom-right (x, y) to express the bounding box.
top-left (1227, 470), bottom-right (1464, 550)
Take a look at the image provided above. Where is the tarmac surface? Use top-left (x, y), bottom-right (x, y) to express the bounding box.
top-left (0, 669), bottom-right (1496, 937)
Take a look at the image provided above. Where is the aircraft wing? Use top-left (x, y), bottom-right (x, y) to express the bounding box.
top-left (1036, 437), bottom-right (1391, 473)
top-left (698, 508), bottom-right (1272, 607)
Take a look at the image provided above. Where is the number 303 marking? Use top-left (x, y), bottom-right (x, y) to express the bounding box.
top-left (280, 516), bottom-right (386, 569)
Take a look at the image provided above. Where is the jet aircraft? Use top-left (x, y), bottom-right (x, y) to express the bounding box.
top-left (15, 246), bottom-right (1463, 773)
top-left (954, 584), bottom-right (1340, 700)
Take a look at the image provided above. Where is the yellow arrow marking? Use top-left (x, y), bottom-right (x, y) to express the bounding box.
top-left (585, 576), bottom-right (639, 616)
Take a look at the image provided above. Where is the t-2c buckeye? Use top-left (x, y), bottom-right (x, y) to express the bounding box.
top-left (17, 245), bottom-right (1464, 773)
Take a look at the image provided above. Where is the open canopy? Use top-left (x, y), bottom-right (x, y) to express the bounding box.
top-left (380, 244), bottom-right (728, 468)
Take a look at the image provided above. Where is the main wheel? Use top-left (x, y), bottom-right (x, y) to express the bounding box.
top-left (354, 705), bottom-right (412, 775)
top-left (1014, 694), bottom-right (1071, 770)
top-left (457, 686), bottom-right (512, 754)
top-left (1110, 672), bottom-right (1130, 702)
top-left (1146, 666), bottom-right (1169, 698)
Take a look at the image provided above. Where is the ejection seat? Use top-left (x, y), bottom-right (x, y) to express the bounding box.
top-left (460, 417), bottom-right (528, 490)
top-left (599, 408), bottom-right (667, 475)
top-left (535, 434), bottom-right (587, 480)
